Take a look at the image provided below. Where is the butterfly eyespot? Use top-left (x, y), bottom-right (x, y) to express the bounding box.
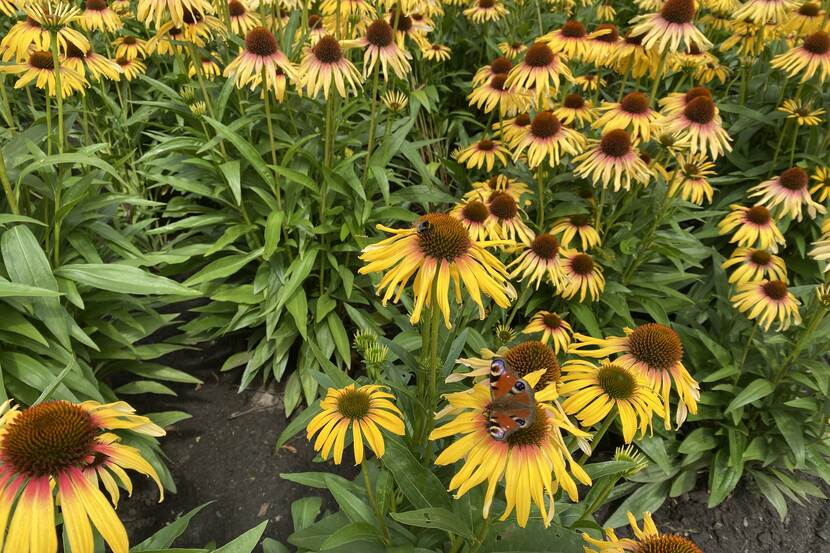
top-left (514, 381), bottom-right (526, 391)
top-left (489, 427), bottom-right (506, 440)
top-left (416, 220), bottom-right (431, 234)
top-left (515, 418), bottom-right (527, 427)
top-left (490, 358), bottom-right (506, 375)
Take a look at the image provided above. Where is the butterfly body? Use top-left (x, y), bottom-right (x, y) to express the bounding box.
top-left (486, 358), bottom-right (536, 441)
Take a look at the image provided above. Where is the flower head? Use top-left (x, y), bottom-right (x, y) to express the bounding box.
top-left (668, 152), bottom-right (716, 205)
top-left (504, 42), bottom-right (573, 97)
top-left (551, 214), bottom-right (601, 250)
top-left (455, 138), bottom-right (510, 171)
top-left (224, 26), bottom-right (298, 100)
top-left (574, 129), bottom-right (651, 191)
top-left (555, 93), bottom-right (598, 127)
top-left (718, 204), bottom-right (786, 251)
top-left (301, 35), bottom-right (363, 98)
top-left (512, 110), bottom-right (586, 168)
top-left (584, 511), bottom-right (703, 553)
top-left (508, 232), bottom-right (565, 287)
top-left (771, 31), bottom-right (830, 82)
top-left (731, 280), bottom-right (801, 331)
top-left (2, 49), bottom-right (86, 97)
top-left (359, 19), bottom-right (412, 79)
top-left (748, 167), bottom-right (826, 221)
top-left (559, 250), bottom-right (605, 302)
top-left (522, 311), bottom-right (573, 353)
top-left (661, 94), bottom-right (732, 159)
top-left (779, 98), bottom-right (826, 126)
top-left (721, 247), bottom-right (787, 284)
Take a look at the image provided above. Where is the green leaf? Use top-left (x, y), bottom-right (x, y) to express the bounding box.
top-left (390, 508), bottom-right (475, 540)
top-left (212, 521), bottom-right (267, 553)
top-left (264, 211), bottom-right (284, 260)
top-left (132, 503), bottom-right (212, 550)
top-left (678, 428), bottom-right (719, 454)
top-left (569, 303), bottom-right (602, 337)
top-left (55, 264), bottom-right (200, 296)
top-left (0, 279), bottom-right (61, 297)
top-left (753, 472), bottom-right (788, 520)
top-left (274, 404), bottom-right (322, 450)
top-left (203, 117), bottom-right (274, 190)
top-left (381, 436), bottom-right (451, 510)
top-left (324, 474), bottom-right (373, 523)
top-left (291, 497), bottom-right (322, 531)
top-left (261, 539), bottom-right (289, 553)
top-left (772, 411), bottom-right (806, 466)
top-left (319, 522), bottom-right (381, 550)
top-left (184, 249), bottom-right (264, 287)
top-left (605, 482), bottom-right (670, 528)
top-left (17, 152), bottom-right (128, 188)
top-left (726, 378), bottom-right (773, 412)
top-left (708, 448), bottom-right (742, 507)
top-left (219, 160), bottom-right (242, 205)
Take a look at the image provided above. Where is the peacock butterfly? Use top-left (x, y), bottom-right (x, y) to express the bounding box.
top-left (486, 358), bottom-right (535, 441)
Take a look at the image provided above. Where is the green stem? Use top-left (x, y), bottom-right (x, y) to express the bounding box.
top-left (45, 94), bottom-right (52, 156)
top-left (0, 152), bottom-right (19, 215)
top-left (0, 76), bottom-right (15, 131)
top-left (734, 324), bottom-right (757, 385)
top-left (362, 64), bottom-right (381, 188)
top-left (535, 166), bottom-right (546, 228)
top-left (362, 464), bottom-right (391, 545)
top-left (650, 50), bottom-right (668, 101)
top-left (771, 305), bottom-right (828, 389)
top-left (578, 412), bottom-right (616, 465)
top-left (49, 34), bottom-right (64, 153)
top-left (189, 44), bottom-right (226, 157)
top-left (262, 71), bottom-right (282, 211)
top-left (469, 514), bottom-right (492, 553)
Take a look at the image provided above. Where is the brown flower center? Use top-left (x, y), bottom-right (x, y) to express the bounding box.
top-left (561, 19), bottom-right (586, 38)
top-left (366, 20), bottom-right (394, 47)
top-left (228, 0), bottom-right (246, 16)
top-left (779, 167), bottom-right (808, 191)
top-left (563, 93), bottom-right (585, 109)
top-left (594, 23), bottom-right (619, 43)
top-left (638, 534), bottom-right (702, 553)
top-left (749, 249), bottom-right (772, 266)
top-left (462, 200), bottom-right (489, 223)
top-left (85, 0), bottom-right (108, 11)
top-left (683, 96), bottom-right (715, 125)
top-left (504, 341), bottom-right (560, 388)
top-left (313, 35), bottom-right (342, 63)
top-left (65, 42), bottom-right (85, 59)
top-left (1, 401), bottom-right (97, 477)
top-left (490, 73), bottom-right (508, 91)
top-left (746, 205), bottom-right (771, 225)
top-left (245, 26), bottom-right (278, 57)
top-left (308, 13), bottom-right (322, 28)
top-left (116, 57), bottom-right (129, 67)
top-left (477, 139), bottom-right (495, 151)
top-left (490, 55), bottom-right (513, 74)
top-left (660, 0), bottom-right (696, 24)
top-left (531, 111), bottom-right (562, 139)
top-left (30, 50), bottom-right (55, 70)
top-left (803, 32), bottom-right (830, 55)
top-left (599, 129), bottom-right (632, 158)
top-left (687, 41), bottom-right (702, 55)
top-left (542, 312), bottom-right (562, 329)
top-left (514, 112), bottom-right (531, 127)
top-left (416, 213), bottom-right (471, 261)
top-left (762, 280), bottom-right (788, 301)
top-left (181, 8), bottom-right (202, 24)
top-left (122, 35), bottom-right (137, 45)
top-left (488, 192), bottom-right (518, 220)
top-left (621, 92), bottom-right (649, 114)
top-left (570, 213), bottom-right (590, 227)
top-left (389, 10), bottom-right (412, 32)
top-left (684, 86), bottom-right (711, 103)
top-left (597, 364), bottom-right (636, 400)
top-left (624, 31), bottom-right (644, 45)
top-left (570, 253), bottom-right (595, 275)
top-left (524, 42), bottom-right (554, 67)
top-left (798, 2), bottom-right (820, 16)
top-left (627, 323), bottom-right (683, 372)
top-left (505, 406), bottom-right (548, 447)
top-left (478, 0), bottom-right (495, 8)
top-left (530, 234), bottom-right (559, 259)
top-left (336, 389), bottom-right (371, 419)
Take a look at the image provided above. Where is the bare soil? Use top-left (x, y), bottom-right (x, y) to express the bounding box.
top-left (120, 340), bottom-right (830, 551)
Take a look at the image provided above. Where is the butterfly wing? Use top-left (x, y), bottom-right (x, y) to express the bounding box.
top-left (487, 358), bottom-right (536, 441)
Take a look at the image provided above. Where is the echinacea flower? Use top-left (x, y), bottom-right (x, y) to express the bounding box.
top-left (381, 89), bottom-right (408, 111)
top-left (498, 40), bottom-right (527, 58)
top-left (543, 19), bottom-right (599, 61)
top-left (0, 17), bottom-right (50, 62)
top-left (718, 204), bottom-right (786, 251)
top-left (486, 192), bottom-right (534, 244)
top-left (731, 280), bottom-right (802, 330)
top-left (145, 24), bottom-right (189, 55)
top-left (784, 2), bottom-right (825, 35)
top-left (809, 222), bottom-right (830, 270)
top-left (733, 0), bottom-right (798, 23)
top-left (452, 197), bottom-right (493, 241)
top-left (559, 250), bottom-right (605, 302)
top-left (573, 129), bottom-right (651, 191)
top-left (596, 2), bottom-right (616, 19)
top-left (630, 0), bottom-right (712, 52)
top-left (551, 214), bottom-right (601, 250)
top-left (79, 0), bottom-right (122, 31)
top-left (613, 32), bottom-right (655, 78)
top-left (473, 56), bottom-right (513, 85)
top-left (659, 85), bottom-right (711, 116)
top-left (306, 384), bottom-right (405, 464)
top-left (451, 340), bottom-right (562, 388)
top-left (468, 74), bottom-right (527, 116)
top-left (778, 98), bottom-right (825, 126)
top-left (455, 138), bottom-right (510, 171)
top-left (430, 369), bottom-right (591, 528)
top-left (522, 311), bottom-right (573, 353)
top-left (660, 94), bottom-right (732, 159)
top-left (137, 0), bottom-right (214, 28)
top-left (227, 0), bottom-right (260, 35)
top-left (771, 31), bottom-right (830, 82)
top-left (560, 359), bottom-right (665, 443)
top-left (18, 2), bottom-right (90, 59)
top-left (115, 56), bottom-right (145, 80)
top-left (188, 54), bottom-right (221, 79)
top-left (63, 42), bottom-right (121, 81)
top-left (463, 0), bottom-right (508, 23)
top-left (810, 167), bottom-right (830, 202)
top-left (504, 42), bottom-right (573, 96)
top-left (512, 111), bottom-right (586, 168)
top-left (554, 93), bottom-right (598, 127)
top-left (593, 92), bottom-right (660, 141)
top-left (113, 35), bottom-right (146, 60)
top-left (667, 152), bottom-right (716, 205)
top-left (570, 323), bottom-right (699, 427)
top-left (301, 35), bottom-right (363, 99)
top-left (586, 23), bottom-right (621, 65)
top-left (1, 50), bottom-right (86, 97)
top-left (584, 511), bottom-right (704, 553)
top-left (508, 232), bottom-right (565, 288)
top-left (466, 174), bottom-right (531, 203)
top-left (224, 27), bottom-right (298, 98)
top-left (493, 112), bottom-right (531, 144)
top-left (748, 167), bottom-right (826, 221)
top-left (0, 400), bottom-right (165, 553)
top-left (359, 19), bottom-right (411, 79)
top-left (722, 247), bottom-right (787, 284)
top-left (574, 73), bottom-right (606, 92)
top-left (359, 213), bottom-right (514, 328)
top-left (421, 42), bottom-right (451, 61)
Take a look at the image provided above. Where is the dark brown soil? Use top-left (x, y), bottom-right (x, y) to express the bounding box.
top-left (120, 340), bottom-right (830, 551)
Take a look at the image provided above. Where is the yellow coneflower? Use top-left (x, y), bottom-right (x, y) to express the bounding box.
top-left (466, 174), bottom-right (531, 203)
top-left (301, 35), bottom-right (363, 99)
top-left (522, 311), bottom-right (573, 353)
top-left (574, 73), bottom-right (606, 91)
top-left (146, 24), bottom-right (189, 55)
top-left (658, 85), bottom-right (711, 115)
top-left (554, 93), bottom-right (597, 127)
top-left (358, 19), bottom-right (411, 80)
top-left (670, 40), bottom-right (716, 71)
top-left (810, 167), bottom-right (830, 202)
top-left (224, 26), bottom-right (298, 99)
top-left (0, 17), bottom-right (50, 62)
top-left (409, 12), bottom-right (434, 33)
top-left (381, 89), bottom-right (408, 112)
top-left (468, 73), bottom-right (527, 116)
top-left (227, 0), bottom-right (260, 35)
top-left (810, 223), bottom-right (830, 270)
top-left (498, 40), bottom-right (527, 58)
top-left (559, 250), bottom-right (605, 302)
top-left (629, 0), bottom-right (711, 53)
top-left (504, 42), bottom-right (573, 96)
top-left (0, 0), bottom-right (16, 16)
top-left (463, 0), bottom-right (507, 22)
top-left (570, 323), bottom-right (699, 427)
top-left (115, 56), bottom-right (145, 80)
top-left (79, 0), bottom-right (122, 31)
top-left (486, 192), bottom-right (534, 244)
top-left (593, 92), bottom-right (660, 141)
top-left (455, 138), bottom-right (510, 171)
top-left (188, 54), bottom-right (221, 79)
top-left (452, 197), bottom-right (493, 241)
top-left (586, 23), bottom-right (621, 65)
top-left (321, 0), bottom-right (375, 24)
top-left (63, 42), bottom-right (121, 81)
top-left (421, 41), bottom-right (451, 61)
top-left (613, 32), bottom-right (656, 79)
top-left (512, 110), bottom-right (585, 168)
top-left (508, 232), bottom-right (565, 288)
top-left (358, 213), bottom-right (513, 328)
top-left (661, 94), bottom-right (732, 159)
top-left (667, 152), bottom-right (716, 205)
top-left (111, 0), bottom-right (131, 15)
top-left (700, 11), bottom-right (732, 31)
top-left (748, 167), bottom-right (826, 221)
top-left (596, 2), bottom-right (616, 19)
top-left (15, 3), bottom-right (90, 60)
top-left (719, 204), bottom-right (786, 251)
top-left (137, 0), bottom-right (213, 28)
top-left (430, 369), bottom-right (591, 528)
top-left (784, 2), bottom-right (825, 35)
top-left (574, 129), bottom-right (651, 191)
top-left (387, 9), bottom-right (417, 45)
top-left (733, 0), bottom-right (797, 23)
top-left (1, 49), bottom-right (86, 97)
top-left (475, 56), bottom-right (513, 86)
top-left (300, 13), bottom-right (327, 43)
top-left (0, 400), bottom-right (164, 553)
top-left (493, 111), bottom-right (531, 144)
top-left (731, 280), bottom-right (802, 330)
top-left (771, 31), bottom-right (830, 82)
top-left (543, 19), bottom-right (598, 61)
top-left (778, 98), bottom-right (826, 126)
top-left (113, 35), bottom-right (146, 60)
top-left (451, 340), bottom-right (562, 387)
top-left (722, 247), bottom-right (787, 284)
top-left (550, 214), bottom-right (601, 250)
top-left (306, 384), bottom-right (405, 465)
top-left (694, 58), bottom-right (730, 84)
top-left (584, 512), bottom-right (704, 553)
top-left (560, 359), bottom-right (665, 443)
top-left (180, 8), bottom-right (223, 43)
